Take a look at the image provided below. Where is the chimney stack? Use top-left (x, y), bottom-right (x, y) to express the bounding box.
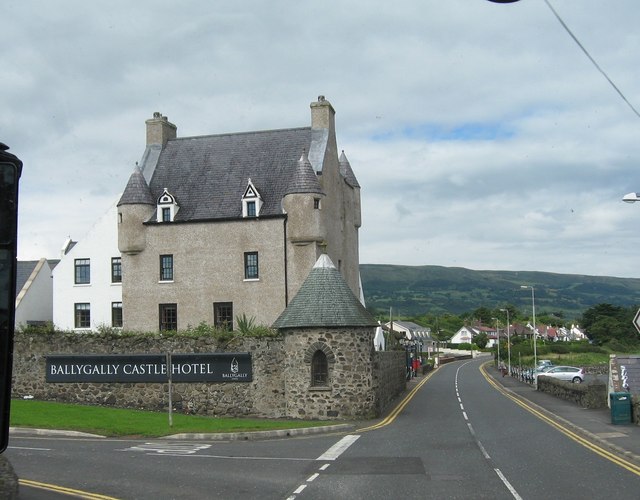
top-left (145, 112), bottom-right (177, 146)
top-left (310, 95), bottom-right (336, 131)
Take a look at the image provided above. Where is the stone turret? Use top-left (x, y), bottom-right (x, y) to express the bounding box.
top-left (339, 150), bottom-right (361, 229)
top-left (273, 254), bottom-right (378, 419)
top-left (283, 151), bottom-right (325, 245)
top-left (117, 166), bottom-right (155, 255)
top-left (282, 151), bottom-right (326, 296)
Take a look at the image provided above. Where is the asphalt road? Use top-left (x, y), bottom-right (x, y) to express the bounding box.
top-left (6, 356), bottom-right (640, 499)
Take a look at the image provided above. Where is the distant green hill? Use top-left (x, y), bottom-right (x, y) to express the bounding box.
top-left (360, 264), bottom-right (640, 320)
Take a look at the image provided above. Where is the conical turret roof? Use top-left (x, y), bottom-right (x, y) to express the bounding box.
top-left (117, 166), bottom-right (155, 206)
top-left (339, 150), bottom-right (360, 188)
top-left (273, 254), bottom-right (376, 329)
top-left (285, 151), bottom-right (325, 196)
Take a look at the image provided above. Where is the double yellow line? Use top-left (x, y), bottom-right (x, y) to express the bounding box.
top-left (19, 479), bottom-right (120, 499)
top-left (480, 362), bottom-right (640, 476)
top-left (356, 368), bottom-right (439, 433)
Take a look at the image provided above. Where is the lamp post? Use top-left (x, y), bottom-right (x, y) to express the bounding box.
top-left (520, 285), bottom-right (537, 368)
top-left (491, 317), bottom-right (500, 367)
top-left (500, 308), bottom-right (511, 375)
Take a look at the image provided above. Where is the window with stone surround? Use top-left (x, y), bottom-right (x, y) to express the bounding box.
top-left (311, 350), bottom-right (329, 386)
top-left (305, 342), bottom-right (335, 388)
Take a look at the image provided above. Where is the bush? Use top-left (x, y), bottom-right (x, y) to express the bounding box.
top-left (17, 322), bottom-right (56, 335)
top-left (604, 338), bottom-right (635, 353)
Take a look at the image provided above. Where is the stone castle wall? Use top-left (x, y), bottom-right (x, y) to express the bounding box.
top-left (283, 327), bottom-right (377, 419)
top-left (11, 331), bottom-right (406, 420)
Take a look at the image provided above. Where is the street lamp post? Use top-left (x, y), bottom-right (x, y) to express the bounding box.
top-left (492, 317), bottom-right (500, 367)
top-left (520, 285), bottom-right (537, 368)
top-left (500, 308), bottom-right (511, 375)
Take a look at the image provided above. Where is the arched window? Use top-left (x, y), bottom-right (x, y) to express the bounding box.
top-left (311, 350), bottom-right (329, 386)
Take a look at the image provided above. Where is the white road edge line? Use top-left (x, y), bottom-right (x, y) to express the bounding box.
top-left (316, 434), bottom-right (360, 461)
top-left (495, 468), bottom-right (523, 500)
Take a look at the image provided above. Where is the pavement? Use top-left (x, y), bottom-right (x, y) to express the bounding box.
top-left (484, 363), bottom-right (640, 466)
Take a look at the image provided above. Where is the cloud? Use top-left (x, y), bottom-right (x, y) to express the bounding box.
top-left (4, 0), bottom-right (640, 278)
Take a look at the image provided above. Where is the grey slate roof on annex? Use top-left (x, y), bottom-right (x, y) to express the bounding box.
top-left (16, 261), bottom-right (38, 298)
top-left (148, 127), bottom-right (316, 221)
top-left (272, 256), bottom-right (377, 329)
top-left (15, 260), bottom-right (58, 298)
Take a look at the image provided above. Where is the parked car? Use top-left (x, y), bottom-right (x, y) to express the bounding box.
top-left (536, 365), bottom-right (584, 383)
top-left (536, 359), bottom-right (553, 369)
top-left (535, 364), bottom-right (555, 374)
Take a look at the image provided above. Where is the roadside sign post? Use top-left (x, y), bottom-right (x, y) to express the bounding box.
top-left (166, 352), bottom-right (173, 427)
top-left (0, 143), bottom-right (22, 453)
top-left (633, 308), bottom-right (640, 336)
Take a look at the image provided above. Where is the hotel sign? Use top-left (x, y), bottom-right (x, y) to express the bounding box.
top-left (46, 353), bottom-right (252, 383)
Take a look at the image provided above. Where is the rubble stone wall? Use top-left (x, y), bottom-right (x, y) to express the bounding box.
top-left (12, 330), bottom-right (406, 420)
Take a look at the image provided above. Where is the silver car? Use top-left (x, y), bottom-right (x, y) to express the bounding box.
top-left (537, 365), bottom-right (584, 383)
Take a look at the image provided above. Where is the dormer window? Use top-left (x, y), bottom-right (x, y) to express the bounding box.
top-left (242, 179), bottom-right (263, 218)
top-left (246, 201), bottom-right (256, 217)
top-left (157, 188), bottom-right (179, 222)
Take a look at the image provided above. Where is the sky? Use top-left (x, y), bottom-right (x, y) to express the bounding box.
top-left (3, 0), bottom-right (640, 278)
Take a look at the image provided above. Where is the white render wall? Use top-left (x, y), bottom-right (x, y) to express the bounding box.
top-left (52, 202), bottom-right (122, 331)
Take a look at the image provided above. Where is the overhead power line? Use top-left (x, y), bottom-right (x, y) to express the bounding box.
top-left (543, 0), bottom-right (640, 120)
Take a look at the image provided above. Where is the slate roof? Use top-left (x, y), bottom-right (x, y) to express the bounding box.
top-left (15, 260), bottom-right (58, 298)
top-left (287, 152), bottom-right (325, 195)
top-left (272, 254), bottom-right (377, 329)
top-left (142, 127), bottom-right (316, 222)
top-left (118, 166), bottom-right (154, 206)
top-left (16, 261), bottom-right (38, 298)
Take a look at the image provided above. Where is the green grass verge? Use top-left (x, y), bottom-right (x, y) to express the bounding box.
top-left (10, 400), bottom-right (332, 438)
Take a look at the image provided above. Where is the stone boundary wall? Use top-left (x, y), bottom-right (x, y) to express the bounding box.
top-left (11, 332), bottom-right (407, 420)
top-left (12, 332), bottom-right (286, 418)
top-left (373, 350), bottom-right (406, 415)
top-left (536, 377), bottom-right (607, 409)
top-left (631, 398), bottom-right (640, 425)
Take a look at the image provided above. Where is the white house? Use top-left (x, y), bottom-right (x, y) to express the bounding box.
top-left (450, 326), bottom-right (478, 344)
top-left (385, 321), bottom-right (435, 353)
top-left (386, 321), bottom-right (430, 339)
top-left (52, 201), bottom-right (122, 331)
top-left (15, 259), bottom-right (58, 328)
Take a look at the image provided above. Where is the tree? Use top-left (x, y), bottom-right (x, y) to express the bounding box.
top-left (581, 303), bottom-right (638, 346)
top-left (474, 332), bottom-right (488, 349)
top-left (469, 307), bottom-right (493, 325)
